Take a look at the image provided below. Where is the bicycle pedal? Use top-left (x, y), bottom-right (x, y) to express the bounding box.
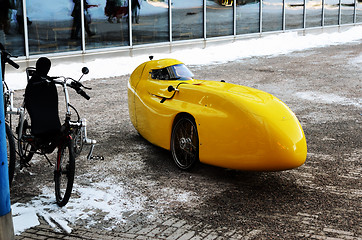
top-left (89, 155), bottom-right (104, 161)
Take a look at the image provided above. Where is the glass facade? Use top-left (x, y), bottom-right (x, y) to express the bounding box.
top-left (0, 0), bottom-right (361, 58)
top-left (87, 0), bottom-right (129, 49)
top-left (306, 0), bottom-right (323, 28)
top-left (324, 0), bottom-right (339, 25)
top-left (285, 0), bottom-right (305, 29)
top-left (172, 0), bottom-right (203, 41)
top-left (262, 0), bottom-right (282, 32)
top-left (132, 0), bottom-right (169, 45)
top-left (26, 0), bottom-right (81, 55)
top-left (206, 0), bottom-right (234, 37)
top-left (358, 0), bottom-right (362, 22)
top-left (238, 0), bottom-right (261, 33)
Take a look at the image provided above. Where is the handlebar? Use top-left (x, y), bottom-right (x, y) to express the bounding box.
top-left (0, 43), bottom-right (19, 69)
top-left (6, 58), bottom-right (19, 69)
top-left (76, 88), bottom-right (90, 100)
top-left (48, 76), bottom-right (91, 100)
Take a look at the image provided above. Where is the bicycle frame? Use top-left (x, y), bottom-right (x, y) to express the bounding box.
top-left (17, 67), bottom-right (96, 162)
top-left (5, 89), bottom-right (23, 116)
top-left (56, 77), bottom-right (96, 159)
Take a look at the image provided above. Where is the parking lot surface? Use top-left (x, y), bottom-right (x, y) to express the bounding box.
top-left (11, 40), bottom-right (362, 239)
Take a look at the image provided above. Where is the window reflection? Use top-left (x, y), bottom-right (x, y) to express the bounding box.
top-left (285, 0), bottom-right (304, 29)
top-left (237, 0), bottom-right (260, 34)
top-left (358, 1), bottom-right (362, 22)
top-left (86, 0), bottom-right (129, 49)
top-left (206, 0), bottom-right (233, 38)
top-left (25, 0), bottom-right (81, 55)
top-left (0, 0), bottom-right (25, 56)
top-left (306, 0), bottom-right (323, 27)
top-left (132, 0), bottom-right (169, 45)
top-left (340, 0), bottom-right (355, 24)
top-left (1, 0), bottom-right (361, 58)
top-left (172, 0), bottom-right (203, 41)
top-left (324, 0), bottom-right (339, 25)
top-left (262, 0), bottom-right (282, 32)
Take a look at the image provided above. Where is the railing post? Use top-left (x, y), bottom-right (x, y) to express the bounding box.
top-left (0, 55), bottom-right (15, 240)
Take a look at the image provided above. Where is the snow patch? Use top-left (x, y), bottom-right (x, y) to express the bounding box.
top-left (12, 179), bottom-right (148, 234)
top-left (295, 91), bottom-right (362, 108)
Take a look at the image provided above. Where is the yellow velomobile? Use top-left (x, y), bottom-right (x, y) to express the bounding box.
top-left (128, 57), bottom-right (307, 171)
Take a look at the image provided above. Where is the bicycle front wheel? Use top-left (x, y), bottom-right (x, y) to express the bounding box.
top-left (54, 139), bottom-right (75, 207)
top-left (6, 123), bottom-right (16, 186)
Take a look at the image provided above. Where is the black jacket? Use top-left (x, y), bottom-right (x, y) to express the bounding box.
top-left (25, 74), bottom-right (61, 138)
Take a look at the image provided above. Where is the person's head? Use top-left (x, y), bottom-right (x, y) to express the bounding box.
top-left (35, 57), bottom-right (51, 76)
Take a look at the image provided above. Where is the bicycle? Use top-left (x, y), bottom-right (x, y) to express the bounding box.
top-left (0, 43), bottom-right (20, 186)
top-left (17, 65), bottom-right (97, 207)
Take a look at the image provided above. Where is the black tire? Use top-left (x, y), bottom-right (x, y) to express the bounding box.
top-left (54, 139), bottom-right (75, 207)
top-left (6, 123), bottom-right (16, 186)
top-left (18, 112), bottom-right (35, 164)
top-left (170, 116), bottom-right (199, 170)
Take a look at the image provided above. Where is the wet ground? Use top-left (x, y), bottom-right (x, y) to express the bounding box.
top-left (11, 40), bottom-right (362, 239)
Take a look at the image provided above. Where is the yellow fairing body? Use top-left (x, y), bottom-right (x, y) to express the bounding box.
top-left (128, 59), bottom-right (307, 171)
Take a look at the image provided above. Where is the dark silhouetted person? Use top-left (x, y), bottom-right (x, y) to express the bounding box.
top-left (25, 57), bottom-right (61, 151)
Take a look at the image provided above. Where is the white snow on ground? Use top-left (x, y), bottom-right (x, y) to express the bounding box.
top-left (9, 26), bottom-right (362, 234)
top-left (5, 26), bottom-right (362, 91)
top-left (12, 178), bottom-right (147, 234)
top-left (295, 91), bottom-right (362, 108)
top-left (12, 173), bottom-right (199, 234)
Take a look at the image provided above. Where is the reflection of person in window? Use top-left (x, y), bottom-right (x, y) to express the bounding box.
top-left (71, 0), bottom-right (96, 39)
top-left (105, 0), bottom-right (125, 23)
top-left (16, 0), bottom-right (32, 34)
top-left (0, 0), bottom-right (15, 35)
top-left (131, 0), bottom-right (140, 24)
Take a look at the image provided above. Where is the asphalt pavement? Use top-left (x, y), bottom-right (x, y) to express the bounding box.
top-left (10, 39), bottom-right (362, 239)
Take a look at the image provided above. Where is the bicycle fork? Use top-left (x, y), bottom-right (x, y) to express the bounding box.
top-left (70, 118), bottom-right (96, 160)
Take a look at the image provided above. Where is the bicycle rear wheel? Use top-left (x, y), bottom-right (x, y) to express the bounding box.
top-left (6, 123), bottom-right (16, 186)
top-left (54, 139), bottom-right (75, 207)
top-left (18, 108), bottom-right (35, 164)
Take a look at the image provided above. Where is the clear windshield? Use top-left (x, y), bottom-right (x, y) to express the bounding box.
top-left (151, 64), bottom-right (194, 80)
top-left (170, 64), bottom-right (194, 80)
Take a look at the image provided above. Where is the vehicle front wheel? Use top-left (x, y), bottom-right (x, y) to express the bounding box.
top-left (170, 116), bottom-right (199, 170)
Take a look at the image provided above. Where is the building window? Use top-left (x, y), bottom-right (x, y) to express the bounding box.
top-left (172, 0), bottom-right (203, 41)
top-left (0, 0), bottom-right (25, 56)
top-left (262, 0), bottom-right (282, 32)
top-left (324, 0), bottom-right (339, 25)
top-left (306, 0), bottom-right (323, 28)
top-left (358, 0), bottom-right (362, 22)
top-left (132, 0), bottom-right (169, 45)
top-left (26, 0), bottom-right (81, 55)
top-left (285, 0), bottom-right (304, 29)
top-left (206, 0), bottom-right (233, 38)
top-left (86, 0), bottom-right (130, 49)
top-left (237, 0), bottom-right (261, 34)
top-left (341, 0), bottom-right (356, 24)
